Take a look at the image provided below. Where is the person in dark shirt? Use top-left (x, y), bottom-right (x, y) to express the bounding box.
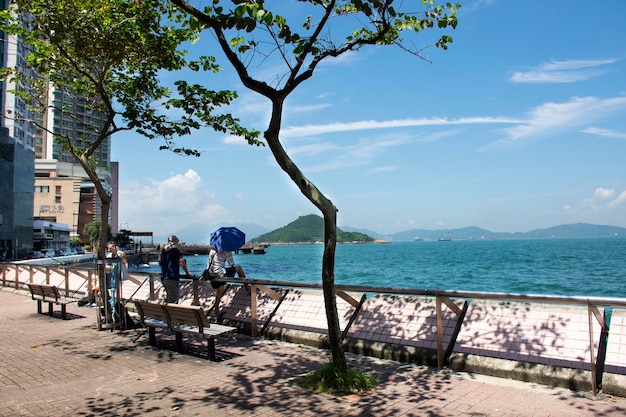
top-left (160, 235), bottom-right (191, 303)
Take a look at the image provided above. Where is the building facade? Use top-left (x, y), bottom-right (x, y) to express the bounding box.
top-left (0, 2), bottom-right (35, 260)
top-left (34, 79), bottom-right (115, 246)
top-left (0, 128), bottom-right (34, 260)
top-left (33, 219), bottom-right (71, 253)
top-left (1, 4), bottom-right (117, 256)
top-left (34, 159), bottom-right (112, 246)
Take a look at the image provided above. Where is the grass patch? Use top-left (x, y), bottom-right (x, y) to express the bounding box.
top-left (295, 362), bottom-right (376, 395)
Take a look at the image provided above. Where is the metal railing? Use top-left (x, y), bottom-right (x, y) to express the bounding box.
top-left (3, 262), bottom-right (625, 394)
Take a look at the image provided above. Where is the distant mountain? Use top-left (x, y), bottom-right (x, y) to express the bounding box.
top-left (250, 214), bottom-right (375, 243)
top-left (518, 223), bottom-right (626, 239)
top-left (165, 217), bottom-right (625, 245)
top-left (383, 223), bottom-right (626, 241)
top-left (339, 226), bottom-right (388, 240)
top-left (387, 226), bottom-right (497, 242)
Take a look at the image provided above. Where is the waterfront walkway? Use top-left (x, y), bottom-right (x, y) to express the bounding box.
top-left (1, 288), bottom-right (625, 417)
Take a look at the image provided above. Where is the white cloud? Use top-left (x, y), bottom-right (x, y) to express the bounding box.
top-left (288, 103), bottom-right (333, 113)
top-left (233, 91), bottom-right (271, 118)
top-left (300, 134), bottom-right (413, 173)
top-left (287, 141), bottom-right (339, 156)
top-left (510, 58), bottom-right (619, 83)
top-left (594, 188), bottom-right (615, 200)
top-left (281, 116), bottom-right (521, 139)
top-left (582, 127), bottom-right (626, 140)
top-left (608, 191), bottom-right (626, 209)
top-left (369, 166), bottom-right (397, 173)
top-left (481, 96), bottom-right (626, 151)
top-left (223, 134), bottom-right (258, 145)
top-left (580, 187), bottom-right (626, 212)
top-left (120, 169), bottom-right (227, 236)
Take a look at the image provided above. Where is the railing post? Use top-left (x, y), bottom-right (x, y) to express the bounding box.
top-left (587, 303), bottom-right (608, 396)
top-left (149, 274), bottom-right (155, 301)
top-left (64, 268), bottom-right (70, 297)
top-left (251, 284), bottom-right (258, 337)
top-left (14, 265), bottom-right (21, 289)
top-left (192, 279), bottom-right (200, 306)
top-left (588, 304), bottom-right (597, 395)
top-left (87, 269), bottom-right (95, 303)
top-left (436, 295), bottom-right (444, 369)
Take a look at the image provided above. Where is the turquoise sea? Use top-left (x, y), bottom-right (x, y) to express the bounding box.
top-left (132, 238), bottom-right (626, 298)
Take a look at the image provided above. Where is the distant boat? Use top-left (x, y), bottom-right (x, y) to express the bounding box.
top-left (414, 236), bottom-right (424, 241)
top-left (438, 232), bottom-right (451, 241)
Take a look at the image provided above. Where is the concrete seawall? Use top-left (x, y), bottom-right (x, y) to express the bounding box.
top-left (2, 262), bottom-right (626, 397)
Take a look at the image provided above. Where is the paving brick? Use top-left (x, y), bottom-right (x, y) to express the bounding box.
top-left (2, 278), bottom-right (626, 416)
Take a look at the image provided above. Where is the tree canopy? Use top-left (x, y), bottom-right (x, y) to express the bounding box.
top-left (0, 0), bottom-right (260, 259)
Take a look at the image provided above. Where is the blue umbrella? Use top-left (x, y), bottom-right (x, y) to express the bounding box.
top-left (210, 227), bottom-right (246, 251)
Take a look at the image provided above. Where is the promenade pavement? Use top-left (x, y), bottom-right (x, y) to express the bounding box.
top-left (1, 288), bottom-right (625, 417)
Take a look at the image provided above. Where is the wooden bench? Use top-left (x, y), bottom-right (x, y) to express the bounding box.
top-left (27, 283), bottom-right (75, 320)
top-left (134, 301), bottom-right (237, 361)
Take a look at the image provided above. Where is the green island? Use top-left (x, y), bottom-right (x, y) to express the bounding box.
top-left (248, 214), bottom-right (376, 244)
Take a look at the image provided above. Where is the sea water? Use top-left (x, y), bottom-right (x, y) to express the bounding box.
top-left (132, 238), bottom-right (626, 298)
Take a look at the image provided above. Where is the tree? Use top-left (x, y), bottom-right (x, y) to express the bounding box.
top-left (168, 0), bottom-right (460, 383)
top-left (83, 221), bottom-right (111, 250)
top-left (0, 0), bottom-right (260, 261)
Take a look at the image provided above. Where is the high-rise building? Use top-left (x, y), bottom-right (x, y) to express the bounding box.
top-left (0, 2), bottom-right (35, 260)
top-left (34, 90), bottom-right (111, 167)
top-left (1, 4), bottom-right (116, 256)
top-left (33, 89), bottom-right (113, 247)
top-left (0, 128), bottom-right (35, 260)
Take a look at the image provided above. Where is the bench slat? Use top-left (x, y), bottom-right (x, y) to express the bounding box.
top-left (134, 301), bottom-right (236, 361)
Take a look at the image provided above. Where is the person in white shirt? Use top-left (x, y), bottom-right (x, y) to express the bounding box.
top-left (206, 246), bottom-right (249, 320)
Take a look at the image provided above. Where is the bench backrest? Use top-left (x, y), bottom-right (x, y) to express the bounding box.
top-left (135, 301), bottom-right (168, 323)
top-left (135, 301), bottom-right (209, 332)
top-left (28, 283), bottom-right (61, 301)
top-left (165, 304), bottom-right (208, 331)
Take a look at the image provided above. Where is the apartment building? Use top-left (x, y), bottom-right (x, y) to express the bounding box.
top-left (0, 1), bottom-right (35, 260)
top-left (1, 4), bottom-right (117, 257)
top-left (34, 90), bottom-right (115, 247)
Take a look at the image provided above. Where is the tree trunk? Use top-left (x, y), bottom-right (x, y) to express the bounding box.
top-left (98, 198), bottom-right (111, 260)
top-left (77, 154), bottom-right (111, 261)
top-left (321, 210), bottom-right (347, 372)
top-left (264, 100), bottom-right (348, 372)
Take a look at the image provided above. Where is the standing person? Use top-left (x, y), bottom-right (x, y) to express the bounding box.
top-left (106, 242), bottom-right (128, 280)
top-left (206, 246), bottom-right (249, 320)
top-left (160, 235), bottom-right (192, 303)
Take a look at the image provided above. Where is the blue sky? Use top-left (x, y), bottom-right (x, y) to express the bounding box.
top-left (113, 0), bottom-right (626, 243)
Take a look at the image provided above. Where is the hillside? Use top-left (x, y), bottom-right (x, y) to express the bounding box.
top-left (382, 223), bottom-right (626, 241)
top-left (249, 214), bottom-right (375, 243)
top-left (170, 217), bottom-right (625, 245)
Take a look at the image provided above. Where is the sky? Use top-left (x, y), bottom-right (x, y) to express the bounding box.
top-left (112, 0), bottom-right (626, 243)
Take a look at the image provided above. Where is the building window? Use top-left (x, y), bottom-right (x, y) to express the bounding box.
top-left (35, 186), bottom-right (50, 193)
top-left (55, 196), bottom-right (61, 203)
top-left (55, 186), bottom-right (62, 194)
